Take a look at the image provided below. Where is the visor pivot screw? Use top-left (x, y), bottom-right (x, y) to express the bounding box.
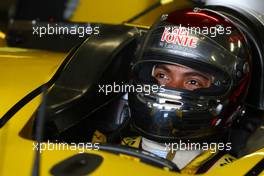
top-left (193, 7), bottom-right (201, 13)
top-left (161, 14), bottom-right (168, 21)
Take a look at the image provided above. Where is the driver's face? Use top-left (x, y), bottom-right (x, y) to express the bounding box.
top-left (153, 64), bottom-right (212, 91)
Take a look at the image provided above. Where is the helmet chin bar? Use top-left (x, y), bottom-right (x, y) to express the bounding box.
top-left (132, 122), bottom-right (227, 143)
top-left (128, 85), bottom-right (237, 143)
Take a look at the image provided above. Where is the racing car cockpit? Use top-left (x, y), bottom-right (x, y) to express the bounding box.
top-left (19, 23), bottom-right (182, 174)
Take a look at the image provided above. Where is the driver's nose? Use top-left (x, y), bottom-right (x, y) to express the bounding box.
top-left (162, 77), bottom-right (185, 89)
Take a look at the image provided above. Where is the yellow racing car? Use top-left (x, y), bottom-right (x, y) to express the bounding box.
top-left (0, 1), bottom-right (264, 176)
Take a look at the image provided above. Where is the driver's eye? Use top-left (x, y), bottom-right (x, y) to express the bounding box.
top-left (154, 71), bottom-right (170, 85)
top-left (156, 73), bottom-right (168, 79)
top-left (187, 80), bottom-right (199, 86)
top-left (185, 79), bottom-right (203, 90)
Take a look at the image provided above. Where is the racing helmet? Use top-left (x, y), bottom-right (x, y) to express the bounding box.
top-left (128, 8), bottom-right (252, 143)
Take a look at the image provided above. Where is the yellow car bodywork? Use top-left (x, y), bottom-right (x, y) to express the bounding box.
top-left (70, 0), bottom-right (192, 26)
top-left (0, 46), bottom-right (263, 176)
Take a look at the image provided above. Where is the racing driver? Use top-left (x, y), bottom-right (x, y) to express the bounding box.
top-left (88, 7), bottom-right (264, 174)
top-left (124, 8), bottom-right (253, 174)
